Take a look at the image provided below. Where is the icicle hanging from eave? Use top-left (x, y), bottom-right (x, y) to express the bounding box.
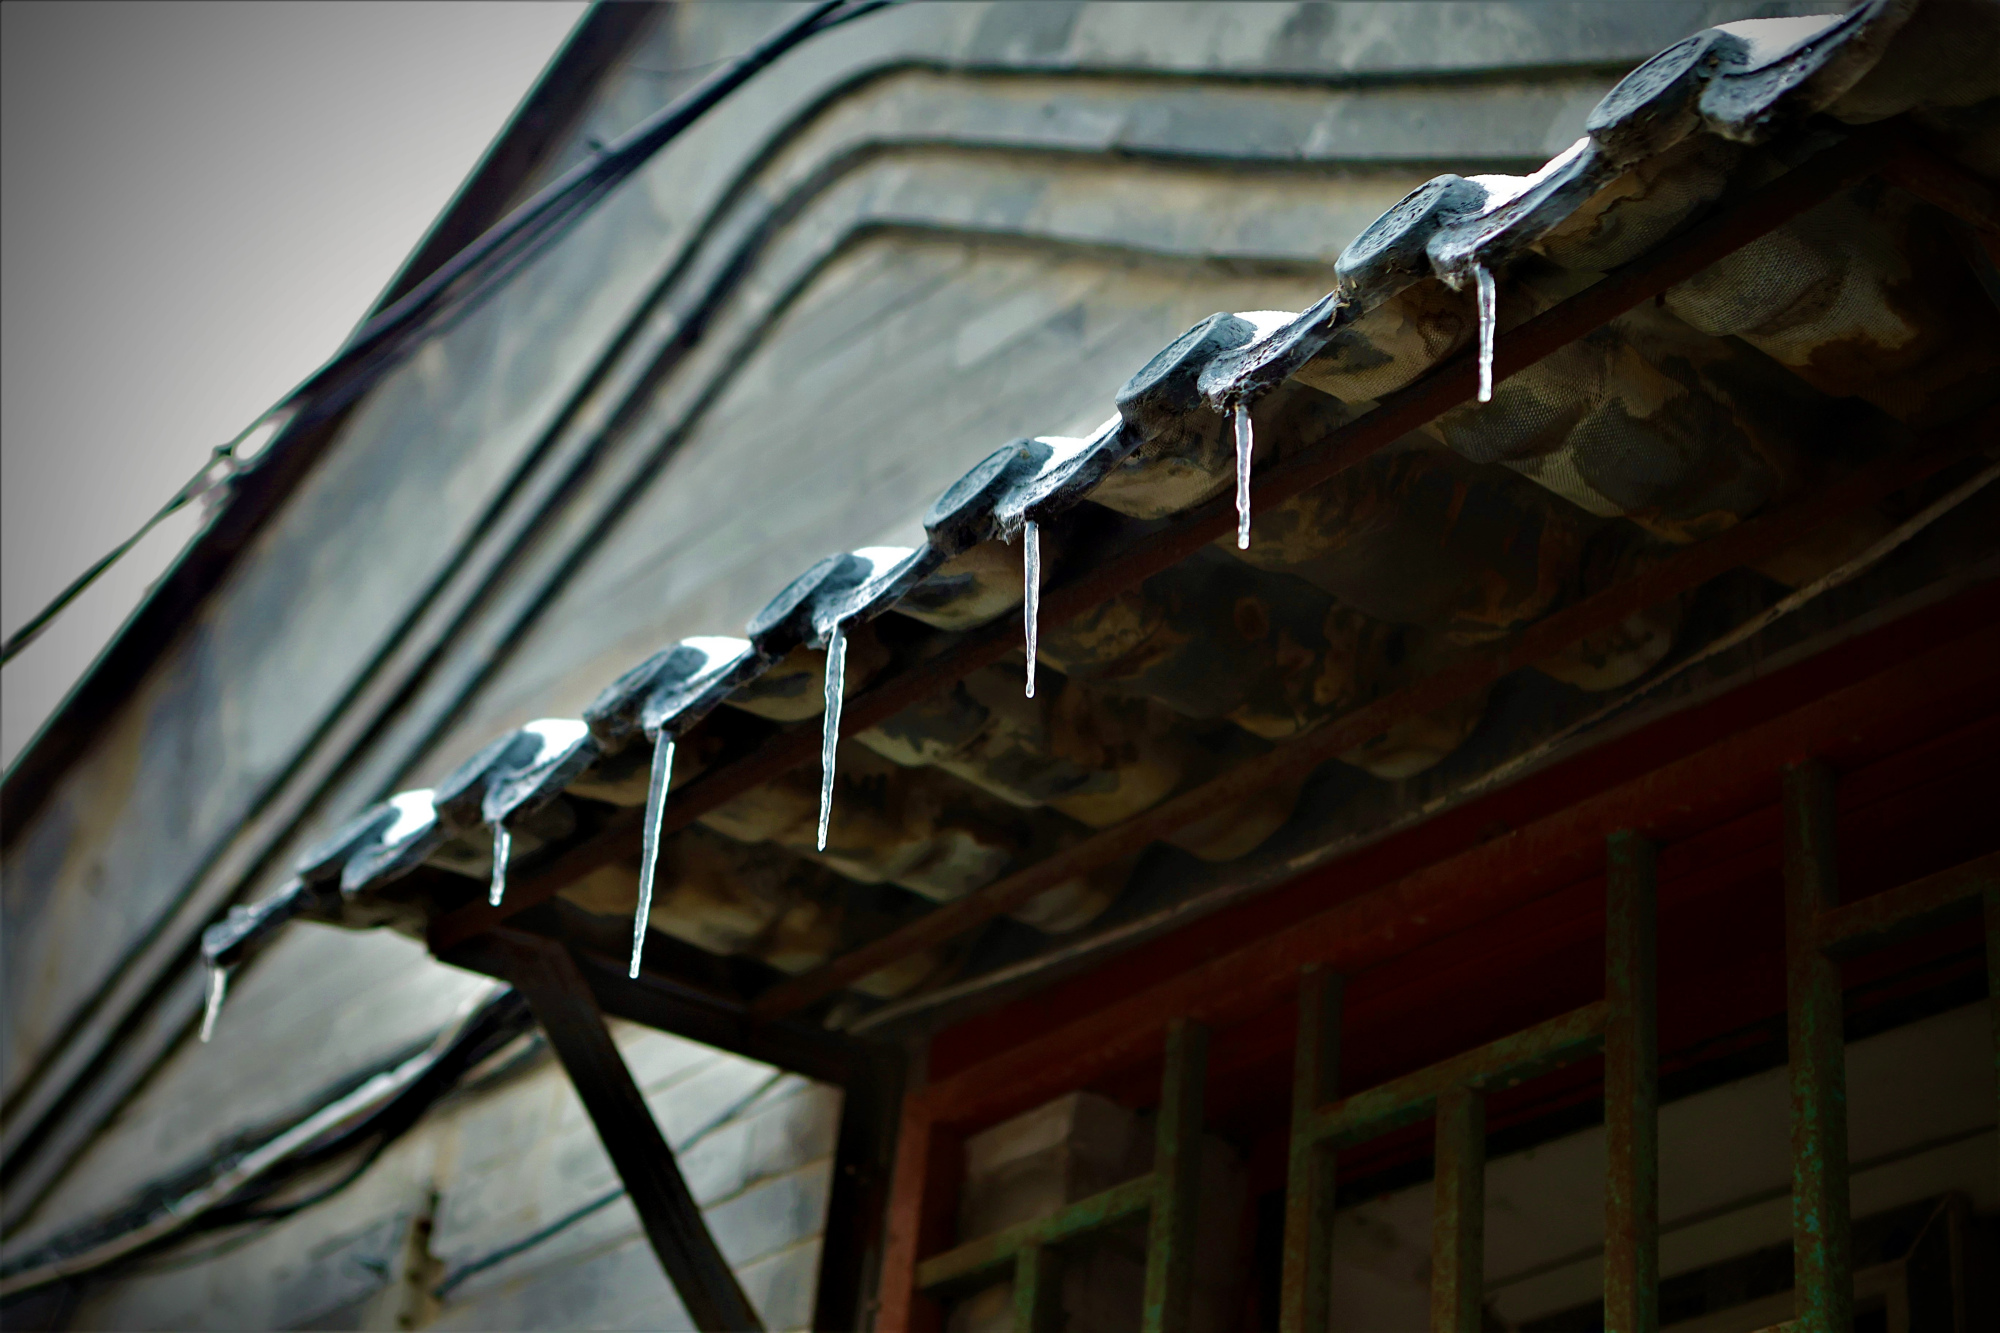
top-left (631, 736), bottom-right (676, 979)
top-left (816, 624), bottom-right (848, 852)
top-left (1023, 520), bottom-right (1042, 699)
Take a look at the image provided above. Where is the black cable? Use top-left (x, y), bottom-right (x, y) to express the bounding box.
top-left (302, 1), bottom-right (851, 416)
top-left (432, 1186), bottom-right (625, 1300)
top-left (0, 989), bottom-right (535, 1295)
top-left (0, 446), bottom-right (237, 665)
top-left (0, 995), bottom-right (792, 1305)
top-left (218, 1135), bottom-right (399, 1226)
top-left (116, 1217), bottom-right (286, 1277)
top-left (0, 0), bottom-right (907, 670)
top-left (431, 1068), bottom-right (786, 1299)
top-left (203, 990), bottom-right (536, 1226)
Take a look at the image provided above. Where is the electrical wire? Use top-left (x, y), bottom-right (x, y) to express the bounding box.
top-left (0, 0), bottom-right (905, 670)
top-left (0, 987), bottom-right (533, 1298)
top-left (0, 445), bottom-right (240, 665)
top-left (0, 988), bottom-right (795, 1306)
top-left (430, 1068), bottom-right (788, 1300)
top-left (70, 1033), bottom-right (553, 1283)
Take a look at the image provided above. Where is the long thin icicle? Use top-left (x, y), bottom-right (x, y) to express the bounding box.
top-left (488, 824), bottom-right (512, 908)
top-left (1022, 521), bottom-right (1041, 699)
top-left (1475, 264), bottom-right (1498, 403)
top-left (631, 735), bottom-right (675, 979)
top-left (817, 624), bottom-right (847, 852)
top-left (1234, 402), bottom-right (1254, 549)
top-left (199, 965), bottom-right (230, 1044)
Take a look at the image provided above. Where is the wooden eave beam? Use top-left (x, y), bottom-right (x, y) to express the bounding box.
top-left (441, 918), bottom-right (868, 1090)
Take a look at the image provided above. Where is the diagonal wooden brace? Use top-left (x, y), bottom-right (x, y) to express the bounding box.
top-left (492, 928), bottom-right (764, 1332)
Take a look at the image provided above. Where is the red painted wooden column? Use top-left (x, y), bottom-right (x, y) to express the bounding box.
top-left (875, 1076), bottom-right (961, 1333)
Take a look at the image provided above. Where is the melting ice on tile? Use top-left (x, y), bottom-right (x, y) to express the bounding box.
top-left (1023, 520), bottom-right (1042, 699)
top-left (382, 789), bottom-right (438, 847)
top-left (631, 736), bottom-right (676, 979)
top-left (199, 964), bottom-right (230, 1044)
top-left (1475, 264), bottom-right (1498, 404)
top-left (488, 823), bottom-right (511, 908)
top-left (817, 623), bottom-right (848, 852)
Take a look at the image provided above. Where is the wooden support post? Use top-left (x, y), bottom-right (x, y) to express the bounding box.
top-left (1987, 882), bottom-right (2000, 1201)
top-left (1281, 967), bottom-right (1342, 1333)
top-left (1011, 1243), bottom-right (1062, 1333)
top-left (1604, 832), bottom-right (1659, 1333)
top-left (1430, 1084), bottom-right (1486, 1333)
top-left (493, 930), bottom-right (764, 1333)
top-left (1782, 763), bottom-right (1850, 1333)
top-left (1143, 1019), bottom-right (1207, 1333)
top-left (877, 1092), bottom-right (960, 1333)
top-left (813, 1041), bottom-right (901, 1333)
top-left (1267, 971), bottom-right (1611, 1333)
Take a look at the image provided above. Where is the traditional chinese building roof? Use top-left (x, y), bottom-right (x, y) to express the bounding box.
top-left (201, 0), bottom-right (2000, 1040)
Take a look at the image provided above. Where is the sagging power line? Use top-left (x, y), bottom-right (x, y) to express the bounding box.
top-left (0, 0), bottom-right (903, 670)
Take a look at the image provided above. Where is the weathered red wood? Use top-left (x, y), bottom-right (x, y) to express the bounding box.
top-left (915, 626), bottom-right (1998, 1128)
top-left (1012, 699), bottom-right (1997, 1144)
top-left (1876, 133), bottom-right (2000, 232)
top-left (874, 1096), bottom-right (961, 1333)
top-left (933, 585), bottom-right (2000, 1085)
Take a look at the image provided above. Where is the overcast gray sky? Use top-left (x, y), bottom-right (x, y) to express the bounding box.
top-left (0, 0), bottom-right (587, 768)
